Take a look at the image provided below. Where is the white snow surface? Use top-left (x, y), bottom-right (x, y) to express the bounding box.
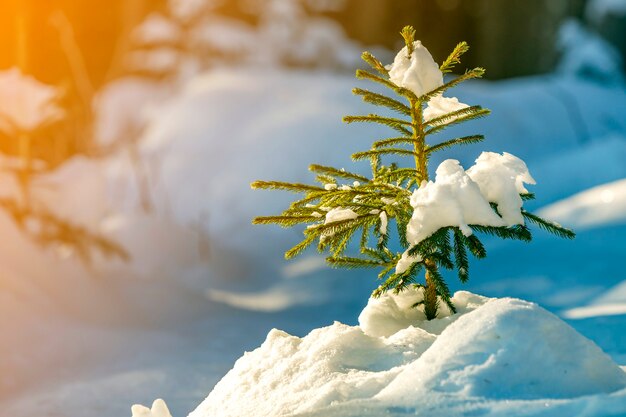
top-left (423, 95), bottom-right (469, 122)
top-left (132, 399), bottom-right (173, 417)
top-left (388, 41), bottom-right (443, 97)
top-left (406, 158), bottom-right (506, 245)
top-left (324, 207), bottom-right (358, 224)
top-left (190, 290), bottom-right (626, 417)
top-left (467, 151), bottom-right (535, 226)
top-left (538, 177), bottom-right (626, 231)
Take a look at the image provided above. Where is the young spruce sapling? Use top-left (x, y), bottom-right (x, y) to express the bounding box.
top-left (251, 26), bottom-right (575, 320)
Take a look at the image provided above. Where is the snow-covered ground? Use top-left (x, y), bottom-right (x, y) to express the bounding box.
top-left (2, 66), bottom-right (626, 416)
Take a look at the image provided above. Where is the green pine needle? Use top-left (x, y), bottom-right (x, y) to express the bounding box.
top-left (251, 180), bottom-right (325, 193)
top-left (361, 51), bottom-right (389, 76)
top-left (353, 88), bottom-right (412, 117)
top-left (440, 41), bottom-right (470, 73)
top-left (343, 114), bottom-right (413, 136)
top-left (309, 164), bottom-right (369, 182)
top-left (400, 26), bottom-right (417, 57)
top-left (426, 135), bottom-right (484, 155)
top-left (523, 211), bottom-right (576, 239)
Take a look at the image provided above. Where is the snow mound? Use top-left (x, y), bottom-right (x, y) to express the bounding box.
top-left (189, 291), bottom-right (626, 417)
top-left (378, 297), bottom-right (626, 402)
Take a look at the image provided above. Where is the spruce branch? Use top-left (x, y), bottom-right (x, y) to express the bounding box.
top-left (453, 229), bottom-right (470, 283)
top-left (440, 41), bottom-right (470, 73)
top-left (471, 224), bottom-right (532, 242)
top-left (425, 106), bottom-right (491, 136)
top-left (327, 256), bottom-right (384, 269)
top-left (426, 135), bottom-right (484, 155)
top-left (401, 25), bottom-right (417, 57)
top-left (522, 211), bottom-right (576, 239)
top-left (372, 137), bottom-right (419, 149)
top-left (252, 215), bottom-right (321, 227)
top-left (422, 67), bottom-right (486, 101)
top-left (285, 234), bottom-right (317, 259)
top-left (361, 51), bottom-right (389, 76)
top-left (355, 69), bottom-right (418, 101)
top-left (352, 88), bottom-right (412, 116)
top-left (308, 164), bottom-right (369, 183)
top-left (352, 148), bottom-right (420, 161)
top-left (251, 180), bottom-right (325, 193)
top-left (343, 114), bottom-right (413, 136)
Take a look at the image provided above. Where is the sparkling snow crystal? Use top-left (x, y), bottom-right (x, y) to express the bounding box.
top-left (388, 41), bottom-right (443, 97)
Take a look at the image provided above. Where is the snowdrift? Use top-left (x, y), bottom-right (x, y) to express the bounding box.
top-left (189, 290), bottom-right (626, 417)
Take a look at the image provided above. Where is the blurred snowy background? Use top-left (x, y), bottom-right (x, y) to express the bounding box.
top-left (0, 0), bottom-right (625, 416)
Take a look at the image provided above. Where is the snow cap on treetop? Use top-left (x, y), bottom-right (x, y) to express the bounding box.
top-left (388, 40), bottom-right (444, 97)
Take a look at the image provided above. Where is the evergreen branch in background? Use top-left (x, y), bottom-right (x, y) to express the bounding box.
top-left (523, 211), bottom-right (576, 239)
top-left (426, 135), bottom-right (484, 155)
top-left (343, 114), bottom-right (413, 136)
top-left (361, 51), bottom-right (389, 76)
top-left (0, 198), bottom-right (128, 265)
top-left (520, 193), bottom-right (536, 201)
top-left (352, 88), bottom-right (411, 117)
top-left (440, 41), bottom-right (470, 74)
top-left (308, 164), bottom-right (369, 183)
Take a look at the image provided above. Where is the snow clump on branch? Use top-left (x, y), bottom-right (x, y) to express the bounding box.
top-left (423, 95), bottom-right (470, 122)
top-left (388, 41), bottom-right (443, 97)
top-left (407, 152), bottom-right (534, 245)
top-left (407, 159), bottom-right (506, 246)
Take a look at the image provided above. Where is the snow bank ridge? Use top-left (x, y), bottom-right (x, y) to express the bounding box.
top-left (189, 290), bottom-right (626, 417)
